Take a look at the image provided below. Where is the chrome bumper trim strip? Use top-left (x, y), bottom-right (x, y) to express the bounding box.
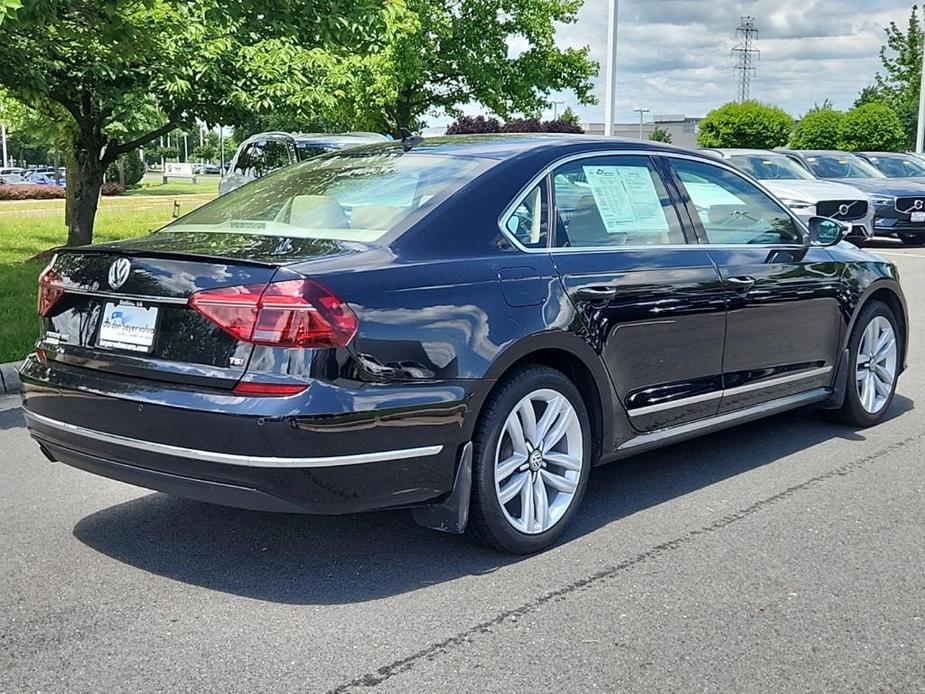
top-left (23, 410), bottom-right (443, 468)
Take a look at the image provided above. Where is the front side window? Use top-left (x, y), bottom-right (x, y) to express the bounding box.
top-left (503, 182), bottom-right (548, 249)
top-left (671, 159), bottom-right (802, 245)
top-left (551, 156), bottom-right (685, 247)
top-left (163, 150), bottom-right (491, 243)
top-left (262, 140), bottom-right (293, 172)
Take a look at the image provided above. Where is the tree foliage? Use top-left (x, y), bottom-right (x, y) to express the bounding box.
top-left (648, 126), bottom-right (672, 144)
top-left (697, 101), bottom-right (793, 149)
top-left (858, 5), bottom-right (924, 148)
top-left (324, 0), bottom-right (597, 136)
top-left (789, 105), bottom-right (844, 150)
top-left (837, 103), bottom-right (906, 152)
top-left (0, 0), bottom-right (400, 246)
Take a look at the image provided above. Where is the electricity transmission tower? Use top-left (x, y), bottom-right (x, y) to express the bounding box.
top-left (732, 16), bottom-right (759, 102)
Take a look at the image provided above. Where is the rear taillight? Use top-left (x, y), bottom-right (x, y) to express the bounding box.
top-left (38, 260), bottom-right (65, 316)
top-left (232, 382), bottom-right (308, 397)
top-left (188, 278), bottom-right (358, 348)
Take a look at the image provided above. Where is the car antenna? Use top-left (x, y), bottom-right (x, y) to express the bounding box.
top-left (400, 128), bottom-right (424, 152)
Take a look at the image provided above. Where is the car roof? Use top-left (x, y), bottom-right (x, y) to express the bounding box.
top-left (708, 148), bottom-right (789, 157)
top-left (856, 151), bottom-right (912, 158)
top-left (345, 134), bottom-right (697, 161)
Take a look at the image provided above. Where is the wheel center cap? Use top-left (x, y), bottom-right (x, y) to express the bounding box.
top-left (528, 450), bottom-right (543, 472)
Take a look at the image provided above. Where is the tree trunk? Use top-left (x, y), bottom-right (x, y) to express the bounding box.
top-left (66, 141), bottom-right (105, 247)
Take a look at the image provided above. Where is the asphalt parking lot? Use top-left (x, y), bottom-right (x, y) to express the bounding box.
top-left (1, 241), bottom-right (923, 693)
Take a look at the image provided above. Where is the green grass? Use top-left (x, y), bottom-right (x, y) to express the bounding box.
top-left (0, 193), bottom-right (214, 362)
top-left (128, 173), bottom-right (220, 197)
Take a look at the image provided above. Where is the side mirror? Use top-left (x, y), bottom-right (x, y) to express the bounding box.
top-left (807, 216), bottom-right (847, 247)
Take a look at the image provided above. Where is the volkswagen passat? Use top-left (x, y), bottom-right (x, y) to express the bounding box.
top-left (21, 136), bottom-right (909, 553)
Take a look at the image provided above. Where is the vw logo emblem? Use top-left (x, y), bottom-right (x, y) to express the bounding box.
top-left (108, 258), bottom-right (131, 290)
top-left (838, 203), bottom-right (851, 216)
top-left (915, 200), bottom-right (924, 211)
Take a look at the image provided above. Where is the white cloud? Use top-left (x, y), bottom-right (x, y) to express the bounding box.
top-left (553, 0), bottom-right (915, 125)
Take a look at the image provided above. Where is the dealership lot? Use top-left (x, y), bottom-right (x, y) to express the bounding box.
top-left (1, 241), bottom-right (923, 693)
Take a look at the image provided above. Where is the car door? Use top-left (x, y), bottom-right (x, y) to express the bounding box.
top-left (667, 157), bottom-right (842, 413)
top-left (546, 154), bottom-right (727, 432)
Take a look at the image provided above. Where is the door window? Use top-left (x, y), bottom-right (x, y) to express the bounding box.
top-left (551, 156), bottom-right (685, 247)
top-left (233, 140), bottom-right (293, 178)
top-left (671, 159), bottom-right (802, 245)
top-left (503, 182), bottom-right (549, 249)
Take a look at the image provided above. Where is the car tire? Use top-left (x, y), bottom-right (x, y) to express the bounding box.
top-left (466, 365), bottom-right (591, 554)
top-left (825, 301), bottom-right (901, 427)
top-left (898, 233), bottom-right (925, 246)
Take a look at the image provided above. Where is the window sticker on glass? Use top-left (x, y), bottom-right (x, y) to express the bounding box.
top-left (582, 165), bottom-right (669, 234)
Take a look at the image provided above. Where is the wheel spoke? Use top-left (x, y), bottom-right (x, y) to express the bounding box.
top-left (499, 471), bottom-right (528, 504)
top-left (873, 364), bottom-right (893, 384)
top-left (873, 373), bottom-right (892, 398)
top-left (864, 321), bottom-right (878, 359)
top-left (496, 452), bottom-right (527, 483)
top-left (543, 451), bottom-right (582, 471)
top-left (540, 469), bottom-right (577, 494)
top-left (534, 395), bottom-right (564, 444)
top-left (533, 474), bottom-right (549, 531)
top-left (542, 406), bottom-right (575, 452)
top-left (517, 400), bottom-right (538, 446)
top-left (520, 474), bottom-right (534, 532)
top-left (864, 373), bottom-right (877, 412)
top-left (875, 337), bottom-right (896, 363)
top-left (504, 412), bottom-right (528, 456)
top-left (856, 367), bottom-right (868, 383)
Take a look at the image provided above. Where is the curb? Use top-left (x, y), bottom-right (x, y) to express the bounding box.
top-left (0, 361), bottom-right (22, 395)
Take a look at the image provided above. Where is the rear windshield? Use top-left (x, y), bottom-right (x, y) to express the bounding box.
top-left (803, 155), bottom-right (885, 179)
top-left (163, 149), bottom-right (490, 242)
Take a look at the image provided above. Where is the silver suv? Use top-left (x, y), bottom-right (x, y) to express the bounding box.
top-left (219, 131), bottom-right (388, 195)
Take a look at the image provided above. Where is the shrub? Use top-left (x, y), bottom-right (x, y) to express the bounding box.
top-left (649, 126), bottom-right (673, 143)
top-left (837, 102), bottom-right (906, 152)
top-left (697, 101), bottom-right (793, 149)
top-left (106, 153), bottom-right (145, 186)
top-left (101, 182), bottom-right (126, 196)
top-left (445, 116), bottom-right (501, 134)
top-left (790, 107), bottom-right (844, 149)
top-left (501, 117), bottom-right (543, 133)
top-left (0, 184), bottom-right (66, 200)
top-left (539, 118), bottom-right (583, 134)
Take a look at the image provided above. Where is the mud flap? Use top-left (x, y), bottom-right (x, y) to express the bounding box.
top-left (412, 442), bottom-right (472, 534)
top-left (819, 349), bottom-right (850, 410)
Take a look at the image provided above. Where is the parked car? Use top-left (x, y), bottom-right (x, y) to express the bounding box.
top-left (0, 173), bottom-right (26, 185)
top-left (201, 164), bottom-right (221, 175)
top-left (218, 131), bottom-right (389, 195)
top-left (23, 170), bottom-right (65, 186)
top-left (704, 149), bottom-right (874, 245)
top-left (0, 166), bottom-right (25, 177)
top-left (854, 151), bottom-right (925, 181)
top-left (782, 150), bottom-right (925, 246)
top-left (21, 136), bottom-right (908, 553)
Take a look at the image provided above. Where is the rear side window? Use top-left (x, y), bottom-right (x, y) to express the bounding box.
top-left (671, 159), bottom-right (802, 245)
top-left (551, 156), bottom-right (685, 247)
top-left (503, 182), bottom-right (549, 249)
top-left (233, 140), bottom-right (293, 178)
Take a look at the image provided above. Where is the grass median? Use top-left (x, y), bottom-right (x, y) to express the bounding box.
top-left (0, 180), bottom-right (216, 363)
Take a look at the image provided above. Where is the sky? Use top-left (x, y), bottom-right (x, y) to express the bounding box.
top-left (436, 0), bottom-right (918, 129)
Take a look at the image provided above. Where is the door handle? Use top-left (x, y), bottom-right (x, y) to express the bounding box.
top-left (727, 276), bottom-right (756, 293)
top-left (573, 286), bottom-right (617, 304)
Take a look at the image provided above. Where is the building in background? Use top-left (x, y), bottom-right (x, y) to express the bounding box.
top-left (585, 114), bottom-right (702, 148)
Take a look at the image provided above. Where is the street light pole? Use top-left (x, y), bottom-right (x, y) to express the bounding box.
top-left (634, 107), bottom-right (650, 139)
top-left (551, 99), bottom-right (565, 120)
top-left (1, 122), bottom-right (8, 168)
top-left (603, 0), bottom-right (619, 136)
top-left (917, 34), bottom-right (925, 153)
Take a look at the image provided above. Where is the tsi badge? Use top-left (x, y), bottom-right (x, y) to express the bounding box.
top-left (108, 258), bottom-right (132, 290)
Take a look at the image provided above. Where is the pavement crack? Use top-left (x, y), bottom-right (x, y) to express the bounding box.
top-left (326, 430), bottom-right (924, 693)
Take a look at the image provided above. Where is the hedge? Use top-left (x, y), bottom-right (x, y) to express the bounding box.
top-left (0, 182), bottom-right (125, 200)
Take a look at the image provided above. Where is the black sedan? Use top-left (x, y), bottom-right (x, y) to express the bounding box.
top-left (782, 149), bottom-right (925, 246)
top-left (21, 136), bottom-right (908, 553)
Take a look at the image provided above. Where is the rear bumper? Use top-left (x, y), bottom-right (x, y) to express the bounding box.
top-left (20, 356), bottom-right (478, 514)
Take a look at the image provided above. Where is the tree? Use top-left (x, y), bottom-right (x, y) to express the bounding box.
top-left (697, 101), bottom-right (793, 149)
top-left (325, 0), bottom-right (598, 136)
top-left (559, 106), bottom-right (581, 129)
top-left (859, 5), bottom-right (924, 148)
top-left (838, 103), bottom-right (906, 152)
top-left (0, 0), bottom-right (399, 246)
top-left (789, 105), bottom-right (844, 149)
top-left (648, 126), bottom-right (672, 144)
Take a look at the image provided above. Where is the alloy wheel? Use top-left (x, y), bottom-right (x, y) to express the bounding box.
top-left (493, 388), bottom-right (583, 534)
top-left (856, 315), bottom-right (897, 414)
